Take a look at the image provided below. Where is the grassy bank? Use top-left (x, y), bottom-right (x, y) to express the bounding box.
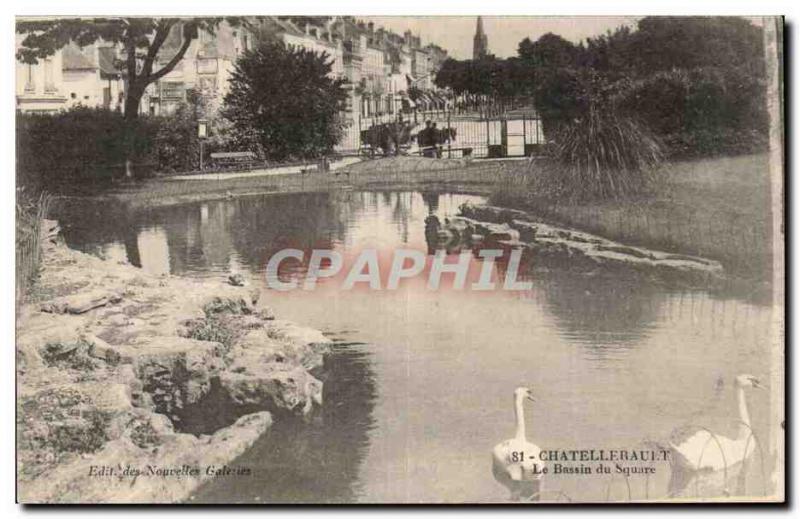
top-left (491, 153), bottom-right (774, 281)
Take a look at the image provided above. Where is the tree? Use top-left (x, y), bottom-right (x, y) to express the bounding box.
top-left (16, 17), bottom-right (234, 121)
top-left (222, 41), bottom-right (348, 161)
top-left (16, 17), bottom-right (234, 176)
top-left (518, 33), bottom-right (580, 70)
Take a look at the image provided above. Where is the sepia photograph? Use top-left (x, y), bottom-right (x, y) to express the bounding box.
top-left (12, 11), bottom-right (785, 505)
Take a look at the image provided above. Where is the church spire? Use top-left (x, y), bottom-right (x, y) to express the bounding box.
top-left (473, 16), bottom-right (488, 60)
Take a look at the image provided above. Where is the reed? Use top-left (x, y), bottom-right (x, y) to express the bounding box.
top-left (16, 190), bottom-right (52, 304)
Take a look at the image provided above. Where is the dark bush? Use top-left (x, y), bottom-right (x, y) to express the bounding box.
top-left (16, 107), bottom-right (157, 191)
top-left (16, 101), bottom-right (238, 191)
top-left (616, 67), bottom-right (768, 158)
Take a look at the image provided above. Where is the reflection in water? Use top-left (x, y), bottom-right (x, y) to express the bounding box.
top-left (190, 343), bottom-right (378, 504)
top-left (536, 271), bottom-right (664, 357)
top-left (421, 191), bottom-right (440, 214)
top-left (137, 227), bottom-right (170, 276)
top-left (55, 190), bottom-right (777, 503)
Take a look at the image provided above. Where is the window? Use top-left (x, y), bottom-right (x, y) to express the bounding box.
top-left (24, 64), bottom-right (35, 93)
top-left (44, 58), bottom-right (56, 93)
top-left (160, 81), bottom-right (185, 100)
top-left (198, 76), bottom-right (217, 91)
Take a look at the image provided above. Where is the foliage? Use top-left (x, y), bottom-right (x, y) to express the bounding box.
top-left (434, 17), bottom-right (768, 159)
top-left (16, 102), bottom-right (241, 188)
top-left (614, 65), bottom-right (768, 157)
top-left (40, 340), bottom-right (99, 371)
top-left (16, 107), bottom-right (158, 189)
top-left (202, 297), bottom-right (253, 316)
top-left (151, 90), bottom-right (230, 173)
top-left (183, 317), bottom-right (235, 349)
top-left (16, 17), bottom-right (232, 120)
top-left (222, 41), bottom-right (348, 161)
top-left (535, 73), bottom-right (665, 201)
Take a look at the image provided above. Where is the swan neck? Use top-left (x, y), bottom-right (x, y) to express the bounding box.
top-left (737, 385), bottom-right (751, 440)
top-left (514, 394), bottom-right (526, 441)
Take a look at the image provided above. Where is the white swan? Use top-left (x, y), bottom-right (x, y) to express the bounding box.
top-left (492, 387), bottom-right (544, 501)
top-left (667, 374), bottom-right (763, 495)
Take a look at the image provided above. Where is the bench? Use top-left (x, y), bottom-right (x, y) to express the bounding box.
top-left (209, 151), bottom-right (259, 171)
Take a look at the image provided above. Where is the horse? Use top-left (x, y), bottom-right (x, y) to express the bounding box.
top-left (434, 127), bottom-right (457, 145)
top-left (360, 121), bottom-right (413, 157)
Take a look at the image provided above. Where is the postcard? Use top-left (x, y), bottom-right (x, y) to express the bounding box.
top-left (15, 15), bottom-right (785, 503)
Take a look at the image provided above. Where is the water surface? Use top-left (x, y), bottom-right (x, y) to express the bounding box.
top-left (58, 190), bottom-right (778, 503)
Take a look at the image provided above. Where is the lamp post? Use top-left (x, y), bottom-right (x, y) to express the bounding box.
top-left (198, 119), bottom-right (208, 172)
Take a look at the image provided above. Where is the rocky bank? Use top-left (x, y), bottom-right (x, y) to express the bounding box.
top-left (445, 203), bottom-right (725, 285)
top-left (16, 223), bottom-right (331, 503)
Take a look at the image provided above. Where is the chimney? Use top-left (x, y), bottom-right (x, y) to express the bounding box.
top-left (367, 21), bottom-right (374, 33)
top-left (305, 23), bottom-right (311, 36)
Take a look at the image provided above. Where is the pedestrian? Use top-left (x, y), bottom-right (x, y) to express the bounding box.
top-left (419, 120), bottom-right (437, 158)
top-left (431, 122), bottom-right (442, 158)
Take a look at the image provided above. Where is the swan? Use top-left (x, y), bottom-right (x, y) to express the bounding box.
top-left (492, 387), bottom-right (544, 501)
top-left (666, 374), bottom-right (763, 496)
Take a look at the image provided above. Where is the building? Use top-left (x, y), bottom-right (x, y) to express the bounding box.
top-left (473, 16), bottom-right (488, 60)
top-left (141, 20), bottom-right (253, 116)
top-left (61, 43), bottom-right (124, 111)
top-left (16, 16), bottom-right (449, 128)
top-left (16, 36), bottom-right (67, 113)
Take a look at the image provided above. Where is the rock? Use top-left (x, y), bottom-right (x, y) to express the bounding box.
top-left (265, 320), bottom-right (331, 370)
top-left (18, 412), bottom-right (272, 503)
top-left (84, 334), bottom-right (129, 365)
top-left (40, 290), bottom-right (122, 315)
top-left (458, 204), bottom-right (725, 284)
top-left (227, 273), bottom-right (246, 287)
top-left (131, 337), bottom-right (225, 417)
top-left (232, 328), bottom-right (286, 361)
top-left (219, 363), bottom-right (323, 416)
top-left (266, 319), bottom-right (330, 347)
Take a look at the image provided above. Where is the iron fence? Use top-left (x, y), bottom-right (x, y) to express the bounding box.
top-left (340, 109), bottom-right (547, 160)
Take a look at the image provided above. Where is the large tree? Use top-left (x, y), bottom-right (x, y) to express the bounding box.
top-left (222, 40), bottom-right (348, 161)
top-left (15, 17), bottom-right (237, 121)
top-left (16, 17), bottom-right (235, 176)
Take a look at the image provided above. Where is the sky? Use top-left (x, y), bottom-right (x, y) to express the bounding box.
top-left (367, 16), bottom-right (642, 59)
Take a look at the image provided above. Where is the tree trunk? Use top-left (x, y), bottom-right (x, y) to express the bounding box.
top-left (123, 85), bottom-right (143, 179)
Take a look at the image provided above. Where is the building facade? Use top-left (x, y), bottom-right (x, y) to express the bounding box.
top-left (16, 17), bottom-right (448, 128)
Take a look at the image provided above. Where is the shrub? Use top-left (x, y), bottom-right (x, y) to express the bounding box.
top-left (16, 107), bottom-right (157, 191)
top-left (540, 111), bottom-right (664, 201)
top-left (617, 67), bottom-right (768, 158)
top-left (16, 100), bottom-right (238, 190)
top-left (222, 41), bottom-right (348, 162)
top-left (528, 72), bottom-right (665, 201)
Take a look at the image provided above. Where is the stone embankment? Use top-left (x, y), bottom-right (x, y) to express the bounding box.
top-left (17, 223), bottom-right (331, 503)
top-left (446, 204), bottom-right (724, 284)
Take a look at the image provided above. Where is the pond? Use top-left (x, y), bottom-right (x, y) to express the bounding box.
top-left (57, 190), bottom-right (778, 503)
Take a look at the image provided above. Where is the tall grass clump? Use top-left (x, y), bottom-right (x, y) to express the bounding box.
top-left (503, 71), bottom-right (666, 203)
top-left (16, 189), bottom-right (52, 304)
top-left (542, 107), bottom-right (664, 201)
